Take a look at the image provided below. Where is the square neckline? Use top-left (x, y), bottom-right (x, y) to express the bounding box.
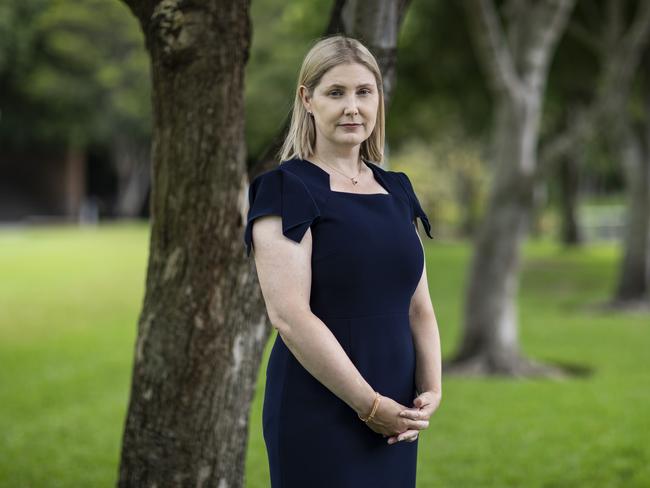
top-left (301, 158), bottom-right (392, 197)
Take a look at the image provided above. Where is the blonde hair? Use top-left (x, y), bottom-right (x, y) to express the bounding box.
top-left (277, 34), bottom-right (385, 164)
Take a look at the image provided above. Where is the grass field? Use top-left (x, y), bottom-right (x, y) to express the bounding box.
top-left (0, 222), bottom-right (648, 487)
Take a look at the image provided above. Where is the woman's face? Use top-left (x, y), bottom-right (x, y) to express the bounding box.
top-left (301, 63), bottom-right (379, 150)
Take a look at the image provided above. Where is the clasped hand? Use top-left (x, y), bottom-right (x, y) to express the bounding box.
top-left (363, 391), bottom-right (440, 444)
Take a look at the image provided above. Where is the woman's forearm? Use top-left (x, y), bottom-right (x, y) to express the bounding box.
top-left (274, 310), bottom-right (376, 416)
top-left (410, 310), bottom-right (442, 396)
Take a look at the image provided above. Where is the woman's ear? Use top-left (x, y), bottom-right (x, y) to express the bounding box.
top-left (299, 85), bottom-right (311, 112)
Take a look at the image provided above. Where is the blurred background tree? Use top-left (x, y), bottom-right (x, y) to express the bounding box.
top-left (0, 0), bottom-right (151, 218)
top-left (0, 0), bottom-right (150, 146)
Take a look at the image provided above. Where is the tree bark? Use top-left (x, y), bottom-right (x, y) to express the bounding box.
top-left (111, 134), bottom-right (151, 218)
top-left (558, 153), bottom-right (583, 245)
top-left (448, 0), bottom-right (575, 376)
top-left (117, 1), bottom-right (260, 487)
top-left (609, 11), bottom-right (650, 305)
top-left (63, 142), bottom-right (86, 220)
top-left (613, 121), bottom-right (649, 303)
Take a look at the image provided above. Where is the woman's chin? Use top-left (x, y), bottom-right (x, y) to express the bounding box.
top-left (335, 134), bottom-right (366, 145)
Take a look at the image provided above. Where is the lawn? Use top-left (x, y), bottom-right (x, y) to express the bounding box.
top-left (0, 222), bottom-right (648, 487)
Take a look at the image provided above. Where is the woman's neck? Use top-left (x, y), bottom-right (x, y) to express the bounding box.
top-left (312, 148), bottom-right (363, 174)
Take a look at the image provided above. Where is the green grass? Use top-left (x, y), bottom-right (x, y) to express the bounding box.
top-left (0, 223), bottom-right (648, 487)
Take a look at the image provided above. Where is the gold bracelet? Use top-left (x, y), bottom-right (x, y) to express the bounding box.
top-left (358, 391), bottom-right (381, 422)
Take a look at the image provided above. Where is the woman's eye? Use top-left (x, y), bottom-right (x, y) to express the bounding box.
top-left (329, 89), bottom-right (371, 96)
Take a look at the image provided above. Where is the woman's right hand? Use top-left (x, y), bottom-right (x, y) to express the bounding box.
top-left (362, 394), bottom-right (429, 438)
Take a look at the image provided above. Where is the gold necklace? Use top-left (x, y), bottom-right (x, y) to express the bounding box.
top-left (313, 154), bottom-right (363, 185)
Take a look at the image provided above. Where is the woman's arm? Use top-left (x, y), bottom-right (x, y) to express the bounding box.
top-left (251, 215), bottom-right (376, 416)
top-left (409, 229), bottom-right (442, 398)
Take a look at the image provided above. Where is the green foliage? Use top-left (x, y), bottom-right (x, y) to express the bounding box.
top-left (246, 0), bottom-right (332, 157)
top-left (0, 0), bottom-right (45, 78)
top-left (389, 0), bottom-right (491, 145)
top-left (391, 137), bottom-right (489, 238)
top-left (1, 225), bottom-right (648, 487)
top-left (0, 0), bottom-right (150, 148)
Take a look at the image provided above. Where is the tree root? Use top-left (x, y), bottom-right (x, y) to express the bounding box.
top-left (441, 353), bottom-right (587, 380)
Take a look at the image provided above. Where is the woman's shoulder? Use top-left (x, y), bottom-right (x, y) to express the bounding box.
top-left (372, 164), bottom-right (433, 239)
top-left (244, 160), bottom-right (321, 256)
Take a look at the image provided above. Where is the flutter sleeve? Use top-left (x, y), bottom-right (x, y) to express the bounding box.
top-left (395, 171), bottom-right (433, 239)
top-left (243, 167), bottom-right (321, 257)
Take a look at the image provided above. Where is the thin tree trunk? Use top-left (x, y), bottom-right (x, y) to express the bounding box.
top-left (458, 174), bottom-right (481, 238)
top-left (599, 2), bottom-right (650, 306)
top-left (111, 134), bottom-right (151, 218)
top-left (117, 1), bottom-right (258, 486)
top-left (63, 142), bottom-right (85, 220)
top-left (448, 0), bottom-right (575, 376)
top-left (611, 40), bottom-right (650, 305)
top-left (612, 112), bottom-right (650, 304)
top-left (558, 153), bottom-right (582, 245)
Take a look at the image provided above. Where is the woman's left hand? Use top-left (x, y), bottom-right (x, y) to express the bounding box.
top-left (386, 390), bottom-right (441, 444)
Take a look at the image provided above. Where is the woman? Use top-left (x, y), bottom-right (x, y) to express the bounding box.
top-left (243, 35), bottom-right (442, 487)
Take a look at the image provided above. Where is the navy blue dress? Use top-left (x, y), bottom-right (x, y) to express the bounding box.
top-left (243, 157), bottom-right (433, 488)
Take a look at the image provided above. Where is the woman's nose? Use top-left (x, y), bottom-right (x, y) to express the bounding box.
top-left (344, 96), bottom-right (359, 114)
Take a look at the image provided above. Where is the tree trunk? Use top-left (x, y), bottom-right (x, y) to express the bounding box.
top-left (612, 115), bottom-right (650, 304)
top-left (610, 37), bottom-right (650, 305)
top-left (63, 142), bottom-right (85, 220)
top-left (448, 0), bottom-right (575, 377)
top-left (111, 134), bottom-right (151, 218)
top-left (604, 3), bottom-right (650, 306)
top-left (117, 1), bottom-right (260, 487)
top-left (458, 174), bottom-right (481, 238)
top-left (455, 95), bottom-right (540, 372)
top-left (558, 153), bottom-right (582, 245)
